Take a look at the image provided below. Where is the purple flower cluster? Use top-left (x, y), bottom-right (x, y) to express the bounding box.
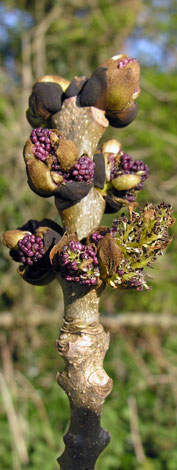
top-left (60, 240), bottom-right (99, 285)
top-left (122, 190), bottom-right (136, 202)
top-left (30, 128), bottom-right (52, 161)
top-left (119, 153), bottom-right (133, 172)
top-left (128, 275), bottom-right (144, 292)
top-left (91, 230), bottom-right (107, 242)
top-left (108, 154), bottom-right (117, 180)
top-left (91, 220), bottom-right (121, 242)
top-left (17, 234), bottom-right (44, 265)
top-left (51, 155), bottom-right (95, 184)
top-left (117, 57), bottom-right (137, 69)
top-left (30, 127), bottom-right (95, 185)
top-left (110, 219), bottom-right (119, 237)
top-left (70, 155), bottom-right (95, 182)
top-left (50, 156), bottom-right (71, 180)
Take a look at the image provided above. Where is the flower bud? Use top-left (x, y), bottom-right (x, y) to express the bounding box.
top-left (29, 82), bottom-right (63, 119)
top-left (24, 128), bottom-right (79, 197)
top-left (112, 173), bottom-right (141, 191)
top-left (50, 233), bottom-right (100, 286)
top-left (3, 230), bottom-right (30, 250)
top-left (26, 78), bottom-right (66, 128)
top-left (86, 204), bottom-right (174, 290)
top-left (52, 132), bottom-right (78, 170)
top-left (101, 139), bottom-right (122, 183)
top-left (102, 139), bottom-right (121, 155)
top-left (79, 54), bottom-right (140, 128)
top-left (94, 144), bottom-right (149, 213)
top-left (87, 226), bottom-right (109, 245)
top-left (38, 74), bottom-right (70, 91)
top-left (25, 152), bottom-right (58, 196)
top-left (102, 54), bottom-right (140, 112)
top-left (24, 128), bottom-right (95, 207)
top-left (97, 233), bottom-right (124, 278)
top-left (26, 108), bottom-right (48, 129)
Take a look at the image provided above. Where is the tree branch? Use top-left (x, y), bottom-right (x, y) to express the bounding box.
top-left (0, 311), bottom-right (177, 329)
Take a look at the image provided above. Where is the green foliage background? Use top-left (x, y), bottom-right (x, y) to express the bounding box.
top-left (0, 1), bottom-right (177, 469)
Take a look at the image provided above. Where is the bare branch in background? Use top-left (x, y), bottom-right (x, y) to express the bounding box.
top-left (31, 5), bottom-right (62, 78)
top-left (0, 372), bottom-right (29, 465)
top-left (142, 77), bottom-right (177, 102)
top-left (21, 31), bottom-right (33, 122)
top-left (128, 396), bottom-right (146, 463)
top-left (1, 311), bottom-right (177, 329)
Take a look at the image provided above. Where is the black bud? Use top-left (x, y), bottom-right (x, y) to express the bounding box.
top-left (106, 103), bottom-right (138, 128)
top-left (63, 76), bottom-right (88, 100)
top-left (30, 82), bottom-right (63, 117)
top-left (43, 229), bottom-right (62, 250)
top-left (79, 67), bottom-right (108, 109)
top-left (93, 153), bottom-right (105, 189)
top-left (18, 260), bottom-right (56, 286)
top-left (18, 219), bottom-right (39, 233)
top-left (54, 181), bottom-right (92, 209)
top-left (105, 195), bottom-right (122, 213)
top-left (54, 198), bottom-right (73, 210)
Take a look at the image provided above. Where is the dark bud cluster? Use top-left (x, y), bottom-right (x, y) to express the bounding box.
top-left (78, 54), bottom-right (140, 128)
top-left (17, 234), bottom-right (44, 266)
top-left (26, 55), bottom-right (140, 132)
top-left (59, 240), bottom-right (100, 285)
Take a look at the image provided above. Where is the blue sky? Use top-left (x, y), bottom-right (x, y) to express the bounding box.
top-left (0, 2), bottom-right (33, 42)
top-left (0, 1), bottom-right (176, 73)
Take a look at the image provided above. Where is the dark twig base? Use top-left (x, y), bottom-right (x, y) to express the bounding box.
top-left (57, 406), bottom-right (111, 470)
